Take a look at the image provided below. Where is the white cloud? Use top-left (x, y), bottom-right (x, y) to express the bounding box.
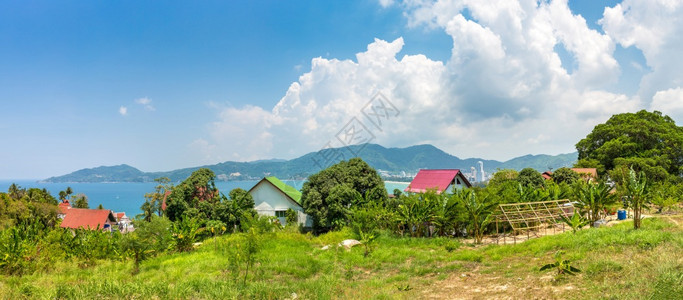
top-left (119, 106), bottom-right (128, 116)
top-left (601, 0), bottom-right (683, 102)
top-left (193, 0), bottom-right (680, 163)
top-left (135, 97), bottom-right (155, 111)
top-left (378, 0), bottom-right (395, 8)
top-left (651, 87), bottom-right (683, 123)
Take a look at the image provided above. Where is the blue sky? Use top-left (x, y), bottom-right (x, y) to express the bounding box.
top-left (1, 0), bottom-right (682, 179)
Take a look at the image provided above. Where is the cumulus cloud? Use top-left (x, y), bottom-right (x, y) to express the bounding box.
top-left (193, 0), bottom-right (681, 163)
top-left (601, 0), bottom-right (683, 102)
top-left (651, 87), bottom-right (683, 124)
top-left (119, 106), bottom-right (128, 116)
top-left (135, 97), bottom-right (155, 111)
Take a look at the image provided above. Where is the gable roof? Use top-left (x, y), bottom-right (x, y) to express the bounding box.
top-left (249, 176), bottom-right (302, 205)
top-left (264, 176), bottom-right (302, 204)
top-left (60, 209), bottom-right (117, 230)
top-left (405, 169), bottom-right (471, 193)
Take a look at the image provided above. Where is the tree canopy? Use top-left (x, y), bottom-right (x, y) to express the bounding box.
top-left (517, 168), bottom-right (545, 188)
top-left (72, 193), bottom-right (89, 209)
top-left (165, 168), bottom-right (219, 222)
top-left (301, 158), bottom-right (386, 233)
top-left (552, 167), bottom-right (579, 184)
top-left (575, 110), bottom-right (683, 182)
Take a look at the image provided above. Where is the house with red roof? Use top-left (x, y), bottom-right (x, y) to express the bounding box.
top-left (404, 169), bottom-right (472, 194)
top-left (60, 208), bottom-right (118, 231)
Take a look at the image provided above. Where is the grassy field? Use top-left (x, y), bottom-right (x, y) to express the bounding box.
top-left (1, 216), bottom-right (681, 299)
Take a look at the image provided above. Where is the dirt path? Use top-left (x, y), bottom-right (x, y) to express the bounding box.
top-left (419, 261), bottom-right (576, 299)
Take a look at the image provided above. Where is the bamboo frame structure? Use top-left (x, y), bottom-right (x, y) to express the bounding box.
top-left (492, 199), bottom-right (575, 244)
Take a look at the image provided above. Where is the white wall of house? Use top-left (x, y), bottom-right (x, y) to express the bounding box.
top-left (443, 173), bottom-right (470, 193)
top-left (250, 182), bottom-right (312, 227)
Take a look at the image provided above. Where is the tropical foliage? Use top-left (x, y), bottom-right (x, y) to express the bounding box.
top-left (301, 158), bottom-right (387, 233)
top-left (620, 168), bottom-right (651, 229)
top-left (576, 110), bottom-right (683, 182)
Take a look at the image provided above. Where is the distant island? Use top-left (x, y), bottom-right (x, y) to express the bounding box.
top-left (42, 143), bottom-right (577, 183)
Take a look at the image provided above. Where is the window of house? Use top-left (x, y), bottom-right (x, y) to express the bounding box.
top-left (456, 178), bottom-right (461, 185)
top-left (275, 210), bottom-right (286, 218)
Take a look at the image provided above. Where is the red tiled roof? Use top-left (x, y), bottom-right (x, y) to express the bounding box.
top-left (542, 171), bottom-right (553, 180)
top-left (60, 209), bottom-right (117, 230)
top-left (58, 201), bottom-right (71, 214)
top-left (404, 169), bottom-right (471, 193)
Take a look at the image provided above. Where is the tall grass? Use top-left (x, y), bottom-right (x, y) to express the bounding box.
top-left (0, 217), bottom-right (680, 299)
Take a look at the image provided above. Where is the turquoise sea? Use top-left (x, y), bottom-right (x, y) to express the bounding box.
top-left (0, 180), bottom-right (409, 217)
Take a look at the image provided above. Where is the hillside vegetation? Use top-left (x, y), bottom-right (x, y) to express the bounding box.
top-left (43, 144), bottom-right (577, 183)
top-left (0, 217), bottom-right (681, 299)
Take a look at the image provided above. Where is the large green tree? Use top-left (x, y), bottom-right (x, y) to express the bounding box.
top-left (575, 110), bottom-right (683, 182)
top-left (165, 168), bottom-right (219, 222)
top-left (552, 167), bottom-right (580, 185)
top-left (301, 158), bottom-right (386, 233)
top-left (517, 168), bottom-right (545, 188)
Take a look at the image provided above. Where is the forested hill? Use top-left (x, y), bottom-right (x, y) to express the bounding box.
top-left (42, 144), bottom-right (577, 183)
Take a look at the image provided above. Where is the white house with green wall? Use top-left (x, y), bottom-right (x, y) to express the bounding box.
top-left (248, 176), bottom-right (312, 228)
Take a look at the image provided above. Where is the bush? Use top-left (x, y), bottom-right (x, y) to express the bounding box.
top-left (285, 208), bottom-right (298, 227)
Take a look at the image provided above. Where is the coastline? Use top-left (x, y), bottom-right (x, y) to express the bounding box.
top-left (384, 180), bottom-right (410, 184)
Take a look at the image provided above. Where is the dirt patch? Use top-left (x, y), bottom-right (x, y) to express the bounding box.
top-left (419, 258), bottom-right (579, 299)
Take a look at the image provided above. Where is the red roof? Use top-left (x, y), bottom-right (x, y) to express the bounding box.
top-left (542, 171), bottom-right (553, 180)
top-left (58, 201), bottom-right (71, 214)
top-left (404, 169), bottom-right (471, 193)
top-left (60, 209), bottom-right (117, 230)
top-left (161, 190), bottom-right (171, 211)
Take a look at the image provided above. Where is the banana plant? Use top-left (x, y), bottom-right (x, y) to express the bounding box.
top-left (560, 210), bottom-right (590, 234)
top-left (574, 181), bottom-right (616, 223)
top-left (455, 189), bottom-right (495, 244)
top-left (540, 251), bottom-right (581, 275)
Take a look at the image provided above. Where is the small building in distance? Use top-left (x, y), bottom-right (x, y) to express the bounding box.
top-left (60, 208), bottom-right (118, 231)
top-left (571, 168), bottom-right (598, 182)
top-left (404, 169), bottom-right (472, 194)
top-left (249, 176), bottom-right (312, 228)
top-left (115, 212), bottom-right (134, 233)
top-left (542, 168), bottom-right (598, 182)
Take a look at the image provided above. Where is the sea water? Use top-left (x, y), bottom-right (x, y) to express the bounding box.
top-left (0, 180), bottom-right (409, 217)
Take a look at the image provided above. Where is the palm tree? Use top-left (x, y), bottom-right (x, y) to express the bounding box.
top-left (8, 183), bottom-right (24, 200)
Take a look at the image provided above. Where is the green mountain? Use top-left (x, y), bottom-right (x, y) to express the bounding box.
top-left (43, 164), bottom-right (149, 183)
top-left (42, 144), bottom-right (577, 183)
top-left (498, 153), bottom-right (577, 172)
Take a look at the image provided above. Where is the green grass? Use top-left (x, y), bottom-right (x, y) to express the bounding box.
top-left (1, 217), bottom-right (681, 299)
